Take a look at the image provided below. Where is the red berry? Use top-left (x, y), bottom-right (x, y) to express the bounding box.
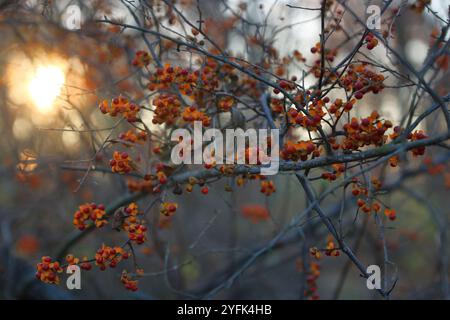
top-left (354, 91), bottom-right (364, 100)
top-left (354, 81), bottom-right (363, 91)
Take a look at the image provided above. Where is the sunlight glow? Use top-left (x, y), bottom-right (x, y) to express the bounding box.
top-left (28, 65), bottom-right (65, 111)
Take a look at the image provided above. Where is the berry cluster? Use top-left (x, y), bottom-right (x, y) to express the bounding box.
top-left (288, 105), bottom-right (324, 131)
top-left (184, 176), bottom-right (198, 193)
top-left (305, 261), bottom-right (320, 300)
top-left (193, 58), bottom-right (221, 94)
top-left (217, 96), bottom-right (235, 112)
top-left (132, 50), bottom-right (151, 67)
top-left (309, 42), bottom-right (338, 78)
top-left (110, 151), bottom-right (133, 174)
top-left (389, 125), bottom-right (403, 141)
top-left (351, 177), bottom-right (389, 216)
top-left (121, 203), bottom-right (147, 245)
top-left (310, 42), bottom-right (337, 61)
top-left (121, 270), bottom-right (138, 291)
top-left (324, 236), bottom-right (340, 257)
top-left (260, 180), bottom-right (276, 196)
top-left (182, 106), bottom-right (211, 126)
top-left (160, 202), bottom-right (178, 217)
top-left (274, 79), bottom-right (296, 93)
top-left (36, 256), bottom-right (63, 284)
top-left (152, 94), bottom-right (182, 125)
top-left (358, 200), bottom-right (381, 214)
top-left (342, 112), bottom-right (392, 150)
top-left (304, 235), bottom-right (341, 299)
top-left (384, 208), bottom-right (397, 221)
top-left (95, 244), bottom-right (129, 270)
top-left (148, 64), bottom-right (195, 96)
top-left (155, 163), bottom-right (169, 185)
top-left (351, 179), bottom-right (368, 198)
top-left (148, 61), bottom-right (221, 99)
top-left (309, 247), bottom-right (321, 260)
top-left (99, 96), bottom-right (140, 122)
top-left (328, 98), bottom-right (356, 116)
top-left (118, 130), bottom-right (147, 144)
top-left (281, 140), bottom-right (316, 161)
top-left (270, 98), bottom-right (284, 114)
top-left (341, 63), bottom-right (385, 99)
top-left (293, 49), bottom-right (306, 63)
top-left (73, 203), bottom-right (107, 230)
top-left (234, 173), bottom-right (264, 188)
top-left (321, 164), bottom-right (345, 181)
top-left (409, 130), bottom-right (428, 156)
top-left (389, 155), bottom-right (399, 167)
top-left (365, 33), bottom-right (379, 50)
top-left (65, 254), bottom-right (92, 270)
top-left (65, 254), bottom-right (79, 265)
top-left (201, 186), bottom-right (209, 194)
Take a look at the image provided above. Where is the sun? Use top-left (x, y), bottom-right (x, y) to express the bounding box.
top-left (28, 65), bottom-right (65, 111)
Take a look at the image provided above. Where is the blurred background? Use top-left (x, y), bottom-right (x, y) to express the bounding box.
top-left (0, 0), bottom-right (448, 299)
